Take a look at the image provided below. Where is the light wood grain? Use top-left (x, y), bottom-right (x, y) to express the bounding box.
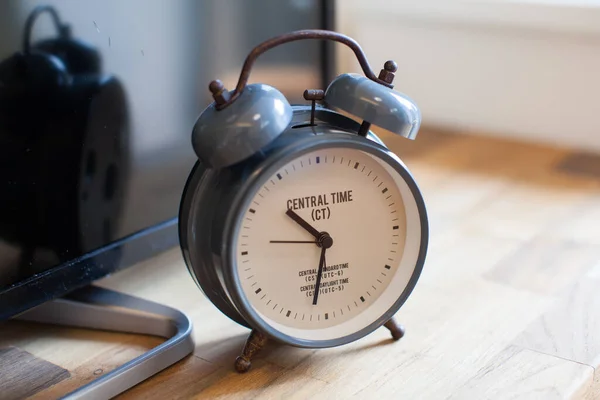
top-left (513, 277), bottom-right (600, 367)
top-left (484, 237), bottom-right (600, 296)
top-left (447, 345), bottom-right (593, 400)
top-left (0, 347), bottom-right (70, 400)
top-left (543, 194), bottom-right (600, 245)
top-left (2, 128), bottom-right (600, 399)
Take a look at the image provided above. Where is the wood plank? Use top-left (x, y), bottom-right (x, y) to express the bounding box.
top-left (542, 194), bottom-right (600, 245)
top-left (350, 346), bottom-right (593, 400)
top-left (398, 130), bottom-right (568, 181)
top-left (447, 345), bottom-right (593, 400)
top-left (459, 182), bottom-right (592, 241)
top-left (556, 151), bottom-right (600, 180)
top-left (0, 320), bottom-right (161, 374)
top-left (513, 277), bottom-right (600, 368)
top-left (119, 356), bottom-right (328, 400)
top-left (3, 129), bottom-right (600, 398)
top-left (484, 237), bottom-right (600, 295)
top-left (279, 273), bottom-right (550, 398)
top-left (28, 336), bottom-right (164, 400)
top-left (116, 356), bottom-right (221, 400)
top-left (584, 373), bottom-right (600, 400)
top-left (376, 127), bottom-right (460, 160)
top-left (416, 231), bottom-right (525, 289)
top-left (0, 346), bottom-right (70, 400)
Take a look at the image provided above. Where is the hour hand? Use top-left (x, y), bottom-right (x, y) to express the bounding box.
top-left (285, 209), bottom-right (320, 238)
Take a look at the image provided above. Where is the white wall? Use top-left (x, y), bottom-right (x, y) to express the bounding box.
top-left (334, 0), bottom-right (600, 151)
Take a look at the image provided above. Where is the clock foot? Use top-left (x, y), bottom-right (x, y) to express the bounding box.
top-left (234, 329), bottom-right (268, 373)
top-left (384, 317), bottom-right (405, 341)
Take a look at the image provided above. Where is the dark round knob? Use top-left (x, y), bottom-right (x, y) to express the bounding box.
top-left (208, 79), bottom-right (230, 107)
top-left (318, 233), bottom-right (333, 249)
top-left (378, 60), bottom-right (398, 85)
top-left (384, 60), bottom-right (398, 73)
top-left (209, 79), bottom-right (225, 95)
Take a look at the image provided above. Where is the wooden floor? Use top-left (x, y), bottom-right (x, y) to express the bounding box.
top-left (2, 128), bottom-right (600, 399)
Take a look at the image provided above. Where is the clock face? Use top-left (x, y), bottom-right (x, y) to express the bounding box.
top-left (233, 146), bottom-right (424, 343)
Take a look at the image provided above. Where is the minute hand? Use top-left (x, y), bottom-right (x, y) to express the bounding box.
top-left (313, 246), bottom-right (326, 305)
top-left (285, 209), bottom-right (320, 238)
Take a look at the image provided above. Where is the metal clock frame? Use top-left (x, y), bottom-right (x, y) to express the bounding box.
top-left (179, 105), bottom-right (429, 350)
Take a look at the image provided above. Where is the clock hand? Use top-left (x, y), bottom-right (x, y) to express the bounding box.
top-left (285, 209), bottom-right (320, 239)
top-left (312, 232), bottom-right (333, 305)
top-left (313, 246), bottom-right (326, 305)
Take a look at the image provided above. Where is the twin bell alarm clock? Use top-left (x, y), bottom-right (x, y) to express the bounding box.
top-left (179, 30), bottom-right (429, 372)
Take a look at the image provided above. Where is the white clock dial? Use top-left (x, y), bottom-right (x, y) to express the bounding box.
top-left (234, 147), bottom-right (422, 342)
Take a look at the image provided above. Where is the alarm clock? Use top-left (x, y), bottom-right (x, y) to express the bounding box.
top-left (179, 30), bottom-right (428, 373)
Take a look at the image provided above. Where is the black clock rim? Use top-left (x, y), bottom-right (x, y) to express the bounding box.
top-left (177, 106), bottom-right (366, 330)
top-left (178, 160), bottom-right (251, 328)
top-left (221, 133), bottom-right (429, 349)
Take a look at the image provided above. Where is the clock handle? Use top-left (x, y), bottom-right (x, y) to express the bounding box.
top-left (209, 29), bottom-right (394, 110)
top-left (22, 5), bottom-right (71, 54)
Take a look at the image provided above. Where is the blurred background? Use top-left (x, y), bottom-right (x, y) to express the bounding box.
top-left (0, 0), bottom-right (331, 314)
top-left (2, 0), bottom-right (599, 311)
top-left (2, 1), bottom-right (600, 398)
top-left (0, 0), bottom-right (328, 243)
top-left (335, 0), bottom-right (600, 152)
top-left (2, 0), bottom-right (599, 309)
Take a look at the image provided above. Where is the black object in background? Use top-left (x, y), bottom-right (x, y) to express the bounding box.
top-left (0, 5), bottom-right (129, 288)
top-left (0, 0), bottom-right (334, 320)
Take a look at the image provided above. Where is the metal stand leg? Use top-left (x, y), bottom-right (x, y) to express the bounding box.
top-left (384, 317), bottom-right (405, 341)
top-left (234, 329), bottom-right (268, 373)
top-left (14, 285), bottom-right (194, 400)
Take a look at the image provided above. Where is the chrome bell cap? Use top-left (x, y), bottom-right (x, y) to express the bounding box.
top-left (324, 73), bottom-right (421, 139)
top-left (192, 83), bottom-right (293, 168)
